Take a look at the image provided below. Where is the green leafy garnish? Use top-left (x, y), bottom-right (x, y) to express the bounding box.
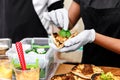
top-left (100, 72), bottom-right (114, 80)
top-left (66, 30), bottom-right (71, 38)
top-left (59, 29), bottom-right (71, 38)
top-left (25, 44), bottom-right (50, 54)
top-left (59, 29), bottom-right (66, 37)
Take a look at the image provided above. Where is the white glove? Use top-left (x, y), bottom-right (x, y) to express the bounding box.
top-left (41, 8), bottom-right (69, 33)
top-left (49, 29), bottom-right (96, 52)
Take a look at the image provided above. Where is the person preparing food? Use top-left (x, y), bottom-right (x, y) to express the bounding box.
top-left (41, 0), bottom-right (120, 67)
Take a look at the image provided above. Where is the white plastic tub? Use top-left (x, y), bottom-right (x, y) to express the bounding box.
top-left (6, 38), bottom-right (57, 80)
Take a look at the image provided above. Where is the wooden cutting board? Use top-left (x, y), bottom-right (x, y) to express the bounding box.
top-left (55, 64), bottom-right (120, 76)
top-left (100, 66), bottom-right (120, 76)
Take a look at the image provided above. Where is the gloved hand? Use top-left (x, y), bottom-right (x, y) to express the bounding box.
top-left (41, 8), bottom-right (69, 33)
top-left (49, 29), bottom-right (96, 52)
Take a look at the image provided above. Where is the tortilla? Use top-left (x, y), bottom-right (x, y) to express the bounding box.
top-left (71, 64), bottom-right (104, 79)
top-left (51, 72), bottom-right (88, 80)
top-left (52, 32), bottom-right (78, 48)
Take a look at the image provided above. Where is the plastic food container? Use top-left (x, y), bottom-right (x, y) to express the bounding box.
top-left (0, 38), bottom-right (12, 55)
top-left (6, 38), bottom-right (57, 80)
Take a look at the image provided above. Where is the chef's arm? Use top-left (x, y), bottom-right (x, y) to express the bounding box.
top-left (94, 33), bottom-right (120, 54)
top-left (68, 1), bottom-right (81, 29)
top-left (68, 1), bottom-right (120, 54)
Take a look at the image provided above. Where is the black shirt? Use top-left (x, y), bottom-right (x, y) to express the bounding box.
top-left (74, 0), bottom-right (120, 9)
top-left (74, 0), bottom-right (120, 67)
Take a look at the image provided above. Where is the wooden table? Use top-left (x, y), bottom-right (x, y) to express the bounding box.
top-left (101, 66), bottom-right (120, 76)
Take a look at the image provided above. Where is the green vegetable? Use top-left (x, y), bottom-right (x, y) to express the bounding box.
top-left (59, 29), bottom-right (71, 38)
top-left (32, 45), bottom-right (50, 48)
top-left (100, 72), bottom-right (114, 80)
top-left (12, 59), bottom-right (39, 69)
top-left (40, 51), bottom-right (46, 54)
top-left (25, 49), bottom-right (32, 54)
top-left (25, 48), bottom-right (37, 54)
top-left (59, 29), bottom-right (66, 37)
top-left (40, 69), bottom-right (45, 78)
top-left (66, 30), bottom-right (71, 38)
top-left (25, 44), bottom-right (50, 54)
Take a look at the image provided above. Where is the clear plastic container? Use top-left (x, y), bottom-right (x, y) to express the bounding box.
top-left (6, 38), bottom-right (56, 80)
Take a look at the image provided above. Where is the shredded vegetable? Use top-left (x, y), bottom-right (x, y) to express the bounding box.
top-left (100, 72), bottom-right (114, 80)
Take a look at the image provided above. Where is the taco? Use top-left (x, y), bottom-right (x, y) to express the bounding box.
top-left (52, 29), bottom-right (78, 48)
top-left (71, 64), bottom-right (104, 79)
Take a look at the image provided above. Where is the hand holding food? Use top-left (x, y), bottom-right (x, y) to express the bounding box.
top-left (59, 29), bottom-right (95, 52)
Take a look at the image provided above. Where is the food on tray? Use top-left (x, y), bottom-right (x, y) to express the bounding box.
top-left (51, 72), bottom-right (87, 80)
top-left (52, 29), bottom-right (78, 48)
top-left (91, 72), bottom-right (120, 80)
top-left (71, 64), bottom-right (104, 79)
top-left (51, 64), bottom-right (104, 80)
